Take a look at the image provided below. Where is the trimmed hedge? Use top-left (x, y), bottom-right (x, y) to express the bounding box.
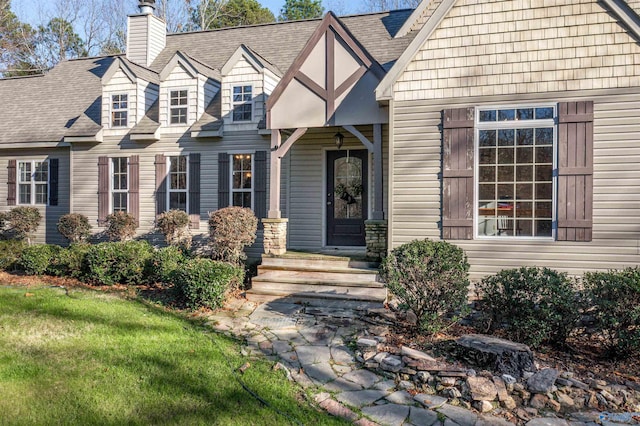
top-left (83, 241), bottom-right (154, 286)
top-left (172, 258), bottom-right (244, 310)
top-left (146, 245), bottom-right (187, 284)
top-left (478, 267), bottom-right (581, 348)
top-left (0, 240), bottom-right (27, 271)
top-left (584, 268), bottom-right (640, 358)
top-left (18, 244), bottom-right (62, 275)
top-left (380, 239), bottom-right (470, 334)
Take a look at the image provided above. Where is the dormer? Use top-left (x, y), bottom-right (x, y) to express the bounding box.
top-left (126, 0), bottom-right (166, 67)
top-left (157, 51), bottom-right (221, 133)
top-left (220, 45), bottom-right (282, 133)
top-left (101, 56), bottom-right (160, 139)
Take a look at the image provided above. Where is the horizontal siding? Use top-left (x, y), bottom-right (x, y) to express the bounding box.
top-left (391, 88), bottom-right (640, 279)
top-left (0, 148), bottom-right (70, 245)
top-left (103, 69), bottom-right (136, 132)
top-left (159, 65), bottom-right (199, 130)
top-left (222, 57), bottom-right (264, 132)
top-left (126, 16), bottom-right (149, 66)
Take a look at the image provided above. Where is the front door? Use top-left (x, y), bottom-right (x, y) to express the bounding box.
top-left (327, 150), bottom-right (368, 246)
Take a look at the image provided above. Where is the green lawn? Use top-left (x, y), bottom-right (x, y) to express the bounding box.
top-left (0, 285), bottom-right (345, 425)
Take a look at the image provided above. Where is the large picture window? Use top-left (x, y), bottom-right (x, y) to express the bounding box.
top-left (232, 85), bottom-right (252, 122)
top-left (111, 157), bottom-right (128, 212)
top-left (18, 160), bottom-right (48, 205)
top-left (168, 156), bottom-right (188, 211)
top-left (231, 154), bottom-right (252, 208)
top-left (477, 106), bottom-right (555, 238)
top-left (170, 90), bottom-right (188, 124)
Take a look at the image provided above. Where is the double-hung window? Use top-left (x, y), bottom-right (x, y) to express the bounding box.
top-left (111, 94), bottom-right (128, 127)
top-left (476, 106), bottom-right (555, 238)
top-left (231, 154), bottom-right (253, 208)
top-left (168, 156), bottom-right (188, 211)
top-left (18, 160), bottom-right (48, 205)
top-left (232, 85), bottom-right (252, 122)
top-left (170, 90), bottom-right (188, 124)
top-left (111, 157), bottom-right (128, 212)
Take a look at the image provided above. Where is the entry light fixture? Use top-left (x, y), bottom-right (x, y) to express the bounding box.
top-left (334, 132), bottom-right (344, 150)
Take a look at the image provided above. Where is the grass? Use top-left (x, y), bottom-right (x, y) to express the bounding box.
top-left (0, 285), bottom-right (346, 426)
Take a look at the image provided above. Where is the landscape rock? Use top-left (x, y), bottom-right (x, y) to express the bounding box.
top-left (457, 334), bottom-right (536, 378)
top-left (361, 404), bottom-right (410, 426)
top-left (467, 376), bottom-right (498, 401)
top-left (473, 400), bottom-right (494, 413)
top-left (409, 407), bottom-right (439, 426)
top-left (437, 403), bottom-right (479, 426)
top-left (528, 369), bottom-right (559, 394)
top-left (530, 394), bottom-right (550, 409)
top-left (402, 346), bottom-right (436, 362)
top-left (380, 355), bottom-right (404, 373)
top-left (414, 394), bottom-right (447, 409)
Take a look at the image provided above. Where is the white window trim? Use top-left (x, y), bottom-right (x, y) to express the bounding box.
top-left (230, 84), bottom-right (254, 123)
top-left (166, 155), bottom-right (189, 212)
top-left (473, 104), bottom-right (557, 241)
top-left (17, 159), bottom-right (49, 206)
top-left (229, 153), bottom-right (254, 209)
top-left (168, 88), bottom-right (189, 126)
top-left (110, 157), bottom-right (129, 214)
top-left (110, 93), bottom-right (129, 128)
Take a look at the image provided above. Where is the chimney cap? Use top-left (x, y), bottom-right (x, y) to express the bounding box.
top-left (138, 0), bottom-right (156, 14)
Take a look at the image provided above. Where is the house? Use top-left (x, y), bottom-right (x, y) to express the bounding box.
top-left (1, 0), bottom-right (640, 282)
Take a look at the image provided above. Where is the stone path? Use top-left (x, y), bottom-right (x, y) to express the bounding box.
top-left (206, 299), bottom-right (607, 426)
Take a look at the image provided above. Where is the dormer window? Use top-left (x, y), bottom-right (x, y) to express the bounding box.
top-left (111, 94), bottom-right (128, 127)
top-left (170, 89), bottom-right (188, 124)
top-left (232, 85), bottom-right (253, 122)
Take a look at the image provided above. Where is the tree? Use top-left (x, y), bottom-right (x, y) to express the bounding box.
top-left (217, 0), bottom-right (274, 28)
top-left (361, 0), bottom-right (421, 12)
top-left (278, 0), bottom-right (324, 21)
top-left (0, 0), bottom-right (39, 76)
top-left (33, 17), bottom-right (87, 70)
top-left (188, 0), bottom-right (226, 31)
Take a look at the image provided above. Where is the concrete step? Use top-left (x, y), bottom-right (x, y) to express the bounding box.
top-left (261, 255), bottom-right (351, 269)
top-left (252, 275), bottom-right (385, 288)
top-left (245, 292), bottom-right (384, 309)
top-left (246, 286), bottom-right (387, 303)
top-left (257, 266), bottom-right (379, 283)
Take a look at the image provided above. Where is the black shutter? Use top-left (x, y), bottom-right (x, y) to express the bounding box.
top-left (442, 107), bottom-right (475, 240)
top-left (189, 153), bottom-right (201, 229)
top-left (7, 159), bottom-right (16, 206)
top-left (49, 158), bottom-right (59, 206)
top-left (98, 156), bottom-right (109, 225)
top-left (218, 152), bottom-right (229, 208)
top-left (254, 151), bottom-right (267, 226)
top-left (557, 101), bottom-right (594, 242)
top-left (155, 154), bottom-right (167, 218)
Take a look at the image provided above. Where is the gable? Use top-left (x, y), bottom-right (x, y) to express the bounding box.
top-left (392, 0), bottom-right (640, 101)
top-left (267, 13), bottom-right (387, 129)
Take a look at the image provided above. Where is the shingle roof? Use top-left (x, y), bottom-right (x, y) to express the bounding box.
top-left (0, 10), bottom-right (415, 146)
top-left (130, 99), bottom-right (160, 135)
top-left (0, 56), bottom-right (115, 145)
top-left (189, 91), bottom-right (223, 134)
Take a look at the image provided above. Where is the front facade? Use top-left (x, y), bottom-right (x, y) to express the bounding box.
top-left (2, 0), bottom-right (640, 278)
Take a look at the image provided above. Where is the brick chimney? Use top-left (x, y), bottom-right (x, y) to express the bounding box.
top-left (126, 0), bottom-right (166, 67)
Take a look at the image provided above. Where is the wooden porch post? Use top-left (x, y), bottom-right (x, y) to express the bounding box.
top-left (268, 129), bottom-right (282, 219)
top-left (372, 123), bottom-right (384, 220)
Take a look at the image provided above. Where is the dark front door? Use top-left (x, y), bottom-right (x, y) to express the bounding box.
top-left (327, 150), bottom-right (368, 246)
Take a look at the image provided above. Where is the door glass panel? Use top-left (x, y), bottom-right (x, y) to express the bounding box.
top-left (334, 154), bottom-right (363, 219)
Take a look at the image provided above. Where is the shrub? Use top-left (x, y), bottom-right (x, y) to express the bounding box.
top-left (584, 268), bottom-right (640, 358)
top-left (0, 240), bottom-right (27, 271)
top-left (48, 243), bottom-right (91, 278)
top-left (156, 210), bottom-right (191, 249)
top-left (208, 207), bottom-right (258, 265)
top-left (146, 246), bottom-right (187, 284)
top-left (379, 239), bottom-right (470, 334)
top-left (18, 244), bottom-right (61, 275)
top-left (7, 206), bottom-right (41, 244)
top-left (57, 213), bottom-right (92, 243)
top-left (105, 211), bottom-right (138, 242)
top-left (172, 258), bottom-right (244, 310)
top-left (84, 241), bottom-right (154, 285)
top-left (478, 267), bottom-right (581, 348)
top-left (0, 211), bottom-right (6, 230)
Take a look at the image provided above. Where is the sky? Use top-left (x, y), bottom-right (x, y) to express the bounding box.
top-left (11, 0), bottom-right (365, 26)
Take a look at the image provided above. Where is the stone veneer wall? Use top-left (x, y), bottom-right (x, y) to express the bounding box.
top-left (262, 218), bottom-right (288, 256)
top-left (365, 220), bottom-right (388, 261)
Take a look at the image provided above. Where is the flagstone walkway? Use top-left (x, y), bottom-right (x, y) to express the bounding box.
top-left (206, 299), bottom-right (596, 426)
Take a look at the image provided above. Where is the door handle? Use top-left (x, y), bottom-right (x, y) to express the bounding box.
top-left (327, 201), bottom-right (332, 205)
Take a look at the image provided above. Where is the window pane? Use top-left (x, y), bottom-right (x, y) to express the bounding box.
top-left (517, 220), bottom-right (533, 236)
top-left (232, 192), bottom-right (251, 208)
top-left (498, 148), bottom-right (514, 164)
top-left (19, 162), bottom-right (31, 182)
top-left (535, 164), bottom-right (553, 182)
top-left (497, 218), bottom-right (514, 236)
top-left (535, 146), bottom-right (553, 163)
top-left (497, 184), bottom-right (514, 200)
top-left (535, 107), bottom-right (554, 119)
top-left (479, 110), bottom-right (496, 122)
top-left (536, 220), bottom-right (553, 237)
top-left (536, 202), bottom-right (553, 219)
top-left (516, 165), bottom-right (533, 181)
top-left (479, 130), bottom-right (496, 147)
top-left (479, 184), bottom-right (495, 200)
top-left (479, 148), bottom-right (495, 164)
top-left (35, 184), bottom-right (47, 204)
top-left (497, 166), bottom-right (514, 181)
top-left (517, 108), bottom-right (534, 120)
top-left (516, 147), bottom-right (533, 163)
top-left (19, 184), bottom-right (31, 204)
top-left (113, 193), bottom-right (127, 212)
top-left (498, 129), bottom-right (514, 146)
top-left (535, 128), bottom-right (553, 145)
top-left (516, 128), bottom-right (533, 145)
top-left (516, 202), bottom-right (533, 218)
top-left (169, 193), bottom-right (187, 211)
top-left (536, 183), bottom-right (552, 199)
top-left (516, 183), bottom-right (533, 199)
top-left (498, 109), bottom-right (515, 121)
top-left (479, 166), bottom-right (495, 183)
top-left (243, 192), bottom-right (251, 208)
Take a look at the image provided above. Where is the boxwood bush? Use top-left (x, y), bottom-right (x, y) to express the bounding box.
top-left (208, 207), bottom-right (257, 265)
top-left (84, 241), bottom-right (154, 285)
top-left (0, 240), bottom-right (27, 271)
top-left (18, 244), bottom-right (62, 275)
top-left (146, 245), bottom-right (187, 284)
top-left (477, 267), bottom-right (581, 348)
top-left (57, 213), bottom-right (92, 243)
top-left (584, 268), bottom-right (640, 358)
top-left (380, 239), bottom-right (470, 334)
top-left (172, 258), bottom-right (244, 310)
